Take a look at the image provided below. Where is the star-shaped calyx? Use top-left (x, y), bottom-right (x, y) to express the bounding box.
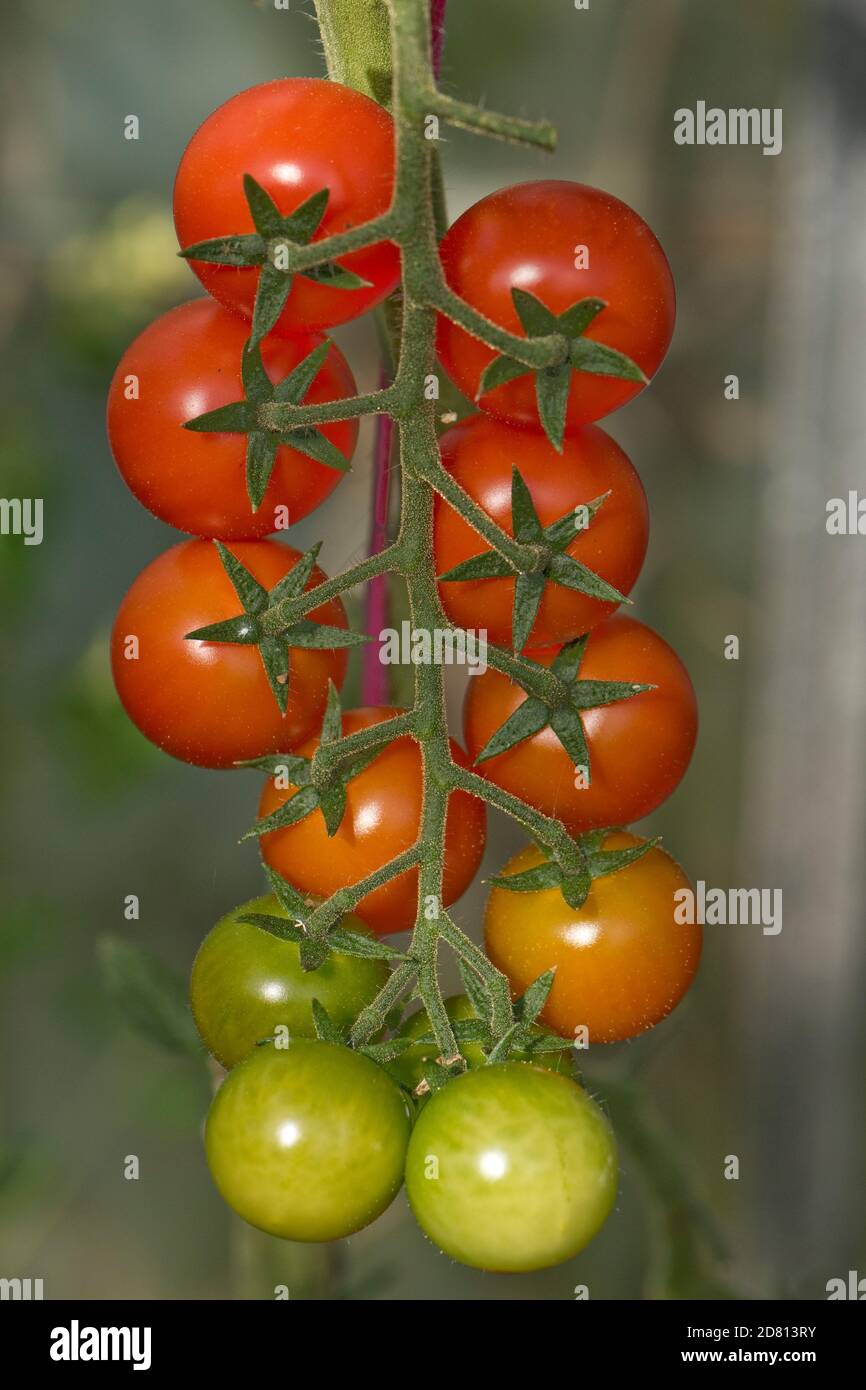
top-left (241, 684), bottom-right (384, 841)
top-left (474, 634), bottom-right (653, 778)
top-left (477, 288), bottom-right (648, 451)
top-left (183, 337), bottom-right (351, 512)
top-left (179, 178), bottom-right (371, 344)
top-left (488, 829), bottom-right (659, 910)
top-left (438, 467), bottom-right (629, 651)
top-left (185, 545), bottom-right (368, 714)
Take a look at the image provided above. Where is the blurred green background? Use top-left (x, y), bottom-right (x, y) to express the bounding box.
top-left (1, 0), bottom-right (864, 1300)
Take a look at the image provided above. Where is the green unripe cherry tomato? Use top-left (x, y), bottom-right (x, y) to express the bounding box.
top-left (206, 1039), bottom-right (412, 1242)
top-left (404, 1062), bottom-right (617, 1272)
top-left (190, 894), bottom-right (389, 1067)
top-left (390, 994), bottom-right (572, 1091)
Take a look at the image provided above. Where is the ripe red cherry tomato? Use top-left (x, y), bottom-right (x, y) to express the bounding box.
top-left (174, 79), bottom-right (400, 334)
top-left (258, 707), bottom-right (486, 935)
top-left (485, 833), bottom-right (702, 1042)
top-left (432, 414), bottom-right (648, 648)
top-left (107, 299), bottom-right (357, 539)
top-left (111, 539), bottom-right (348, 768)
top-left (206, 1039), bottom-right (411, 1241)
top-left (190, 894), bottom-right (389, 1068)
top-left (436, 181), bottom-right (675, 429)
top-left (404, 1062), bottom-right (618, 1271)
top-left (463, 614), bottom-right (697, 833)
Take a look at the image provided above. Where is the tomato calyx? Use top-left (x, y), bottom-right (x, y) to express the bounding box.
top-left (183, 336), bottom-right (352, 512)
top-left (477, 289), bottom-right (647, 450)
top-left (185, 543), bottom-right (367, 713)
top-left (438, 467), bottom-right (627, 651)
top-left (476, 633), bottom-right (653, 774)
top-left (489, 828), bottom-right (660, 910)
top-left (242, 685), bottom-right (390, 840)
top-left (179, 177), bottom-right (372, 345)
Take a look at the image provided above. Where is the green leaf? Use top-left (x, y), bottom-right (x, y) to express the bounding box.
top-left (214, 540), bottom-right (270, 613)
top-left (263, 862), bottom-right (314, 919)
top-left (318, 782), bottom-right (347, 837)
top-left (560, 869), bottom-right (592, 910)
top-left (543, 490), bottom-right (611, 549)
top-left (587, 836), bottom-right (659, 880)
top-left (511, 287), bottom-right (559, 337)
top-left (474, 694), bottom-right (550, 763)
top-left (236, 753), bottom-right (312, 783)
top-left (288, 428), bottom-right (351, 472)
top-left (303, 261), bottom-right (372, 290)
top-left (98, 936), bottom-right (201, 1058)
top-left (178, 232), bottom-right (265, 267)
top-left (250, 264), bottom-right (292, 346)
top-left (476, 353), bottom-right (531, 398)
top-left (512, 571), bottom-right (546, 653)
top-left (557, 297), bottom-right (607, 337)
top-left (548, 551), bottom-right (626, 604)
top-left (328, 928), bottom-right (408, 961)
top-left (241, 340), bottom-right (275, 403)
top-left (245, 432), bottom-right (279, 511)
top-left (243, 174), bottom-right (285, 238)
top-left (569, 336), bottom-right (647, 383)
top-left (183, 400), bottom-right (257, 434)
top-left (488, 860), bottom-right (563, 893)
top-left (513, 969), bottom-right (556, 1025)
top-left (185, 614), bottom-right (261, 646)
top-left (549, 703), bottom-right (590, 771)
top-left (319, 681), bottom-right (343, 744)
top-left (551, 635), bottom-right (589, 683)
top-left (258, 635), bottom-right (290, 712)
top-left (236, 911), bottom-right (306, 943)
top-left (437, 550), bottom-right (513, 582)
top-left (269, 543), bottom-right (322, 604)
top-left (288, 621), bottom-right (370, 649)
top-left (510, 467), bottom-right (544, 543)
top-left (281, 187), bottom-right (330, 243)
top-left (273, 340), bottom-right (332, 405)
top-left (311, 998), bottom-right (346, 1042)
top-left (570, 678), bottom-right (652, 711)
top-left (535, 363), bottom-right (572, 452)
top-left (245, 784), bottom-right (320, 839)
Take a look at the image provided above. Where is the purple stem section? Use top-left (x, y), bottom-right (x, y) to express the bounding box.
top-left (360, 3), bottom-right (447, 706)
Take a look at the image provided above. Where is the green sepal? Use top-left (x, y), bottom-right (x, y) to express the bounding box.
top-left (485, 1022), bottom-right (523, 1064)
top-left (243, 173), bottom-right (285, 238)
top-left (185, 614), bottom-right (261, 645)
top-left (560, 869), bottom-right (593, 910)
top-left (510, 465), bottom-right (544, 542)
top-left (476, 353), bottom-right (530, 398)
top-left (473, 694), bottom-right (549, 763)
top-left (458, 963), bottom-right (496, 1030)
top-left (437, 551), bottom-right (513, 582)
top-left (251, 264), bottom-right (292, 346)
top-left (569, 336), bottom-right (647, 382)
top-left (263, 862), bottom-right (314, 921)
top-left (512, 571), bottom-right (546, 654)
top-left (215, 539), bottom-right (270, 612)
top-left (183, 400), bottom-right (258, 434)
top-left (557, 297), bottom-right (607, 337)
top-left (488, 859), bottom-right (563, 893)
top-left (235, 752), bottom-right (312, 783)
top-left (512, 287), bottom-right (559, 336)
top-left (512, 969), bottom-right (556, 1025)
top-left (549, 703), bottom-right (590, 771)
top-left (328, 928), bottom-right (409, 961)
top-left (278, 186), bottom-right (330, 243)
top-left (303, 262), bottom-right (372, 290)
top-left (178, 232), bottom-right (265, 267)
top-left (273, 341), bottom-right (332, 404)
top-left (236, 912), bottom-right (307, 944)
top-left (568, 677), bottom-right (653, 711)
top-left (586, 835), bottom-right (660, 879)
top-left (269, 543), bottom-right (322, 603)
top-left (258, 635), bottom-right (291, 712)
top-left (534, 363), bottom-right (572, 453)
top-left (548, 550), bottom-right (627, 605)
top-left (246, 432), bottom-right (279, 511)
top-left (543, 490), bottom-right (610, 549)
top-left (244, 784), bottom-right (321, 839)
top-left (310, 998), bottom-right (346, 1041)
top-left (318, 781), bottom-right (348, 837)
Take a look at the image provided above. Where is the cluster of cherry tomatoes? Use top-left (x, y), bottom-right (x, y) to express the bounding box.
top-left (106, 75), bottom-right (700, 1275)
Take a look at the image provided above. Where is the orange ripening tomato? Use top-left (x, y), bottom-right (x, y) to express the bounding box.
top-left (463, 614), bottom-right (697, 833)
top-left (436, 181), bottom-right (675, 429)
top-left (174, 79), bottom-right (400, 334)
top-left (258, 707), bottom-right (486, 935)
top-left (432, 414), bottom-right (648, 649)
top-left (107, 299), bottom-right (357, 539)
top-left (485, 833), bottom-right (701, 1042)
top-left (111, 539), bottom-right (347, 768)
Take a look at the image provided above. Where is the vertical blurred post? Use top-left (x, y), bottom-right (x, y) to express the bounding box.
top-left (739, 0), bottom-right (866, 1288)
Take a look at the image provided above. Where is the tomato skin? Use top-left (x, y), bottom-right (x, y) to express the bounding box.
top-left (404, 1062), bottom-right (617, 1272)
top-left (258, 708), bottom-right (486, 935)
top-left (205, 1039), bottom-right (411, 1241)
top-left (190, 895), bottom-right (389, 1068)
top-left (390, 994), bottom-right (571, 1092)
top-left (436, 181), bottom-right (675, 429)
top-left (485, 834), bottom-right (701, 1043)
top-left (463, 614), bottom-right (697, 833)
top-left (174, 79), bottom-right (400, 334)
top-left (107, 299), bottom-right (357, 539)
top-left (111, 539), bottom-right (347, 768)
top-left (432, 415), bottom-right (648, 648)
